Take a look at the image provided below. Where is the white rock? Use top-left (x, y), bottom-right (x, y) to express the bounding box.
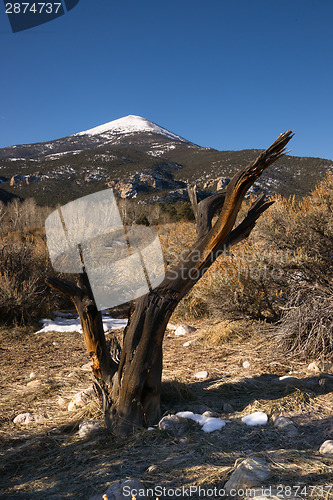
top-left (68, 387), bottom-right (96, 411)
top-left (90, 479), bottom-right (147, 500)
top-left (57, 396), bottom-right (67, 407)
top-left (194, 371), bottom-right (209, 379)
top-left (81, 362), bottom-right (93, 371)
top-left (78, 420), bottom-right (103, 438)
top-left (29, 372), bottom-right (36, 379)
top-left (83, 387), bottom-right (95, 397)
top-left (174, 324), bottom-right (196, 336)
top-left (308, 361), bottom-right (333, 374)
top-left (224, 457), bottom-right (271, 493)
top-left (202, 410), bottom-right (219, 417)
top-left (183, 340), bottom-right (195, 347)
top-left (319, 440), bottom-right (333, 456)
top-left (146, 464), bottom-right (158, 473)
top-left (26, 379), bottom-right (42, 389)
top-left (242, 412), bottom-right (268, 426)
top-left (243, 361), bottom-right (251, 368)
top-left (13, 413), bottom-right (43, 425)
top-left (159, 414), bottom-right (186, 431)
top-left (167, 323), bottom-right (177, 330)
top-left (52, 341), bottom-right (61, 346)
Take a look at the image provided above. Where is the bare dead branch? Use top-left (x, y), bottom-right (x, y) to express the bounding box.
top-left (187, 185), bottom-right (199, 221)
top-left (207, 130), bottom-right (294, 253)
top-left (188, 185), bottom-right (227, 240)
top-left (45, 276), bottom-right (84, 301)
top-left (197, 189), bottom-right (227, 238)
top-left (164, 131), bottom-right (294, 299)
top-left (224, 193), bottom-right (275, 247)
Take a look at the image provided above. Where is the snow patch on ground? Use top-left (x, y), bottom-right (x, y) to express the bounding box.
top-left (176, 410), bottom-right (268, 433)
top-left (241, 412), bottom-right (268, 426)
top-left (35, 311), bottom-right (127, 334)
top-left (45, 150), bottom-right (82, 160)
top-left (176, 411), bottom-right (226, 433)
top-left (147, 143), bottom-right (177, 156)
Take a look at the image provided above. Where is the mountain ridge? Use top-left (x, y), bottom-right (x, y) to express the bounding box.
top-left (0, 115), bottom-right (332, 206)
top-left (74, 115), bottom-right (191, 143)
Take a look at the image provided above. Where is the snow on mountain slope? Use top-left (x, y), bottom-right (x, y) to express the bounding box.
top-left (75, 115), bottom-right (189, 143)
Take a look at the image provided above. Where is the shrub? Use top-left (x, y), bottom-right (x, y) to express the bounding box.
top-left (0, 198), bottom-right (51, 234)
top-left (0, 201), bottom-right (68, 325)
top-left (173, 291), bottom-right (209, 320)
top-left (161, 201), bottom-right (195, 222)
top-left (195, 174), bottom-right (333, 322)
top-left (256, 174), bottom-right (333, 288)
top-left (192, 240), bottom-right (283, 321)
top-left (0, 234), bottom-right (53, 323)
top-left (135, 213), bottom-right (150, 226)
top-left (272, 285), bottom-right (333, 359)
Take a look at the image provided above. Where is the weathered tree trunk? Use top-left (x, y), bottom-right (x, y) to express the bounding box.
top-left (47, 131), bottom-right (293, 435)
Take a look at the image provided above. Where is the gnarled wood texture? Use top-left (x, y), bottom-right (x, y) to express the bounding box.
top-left (47, 131), bottom-right (294, 435)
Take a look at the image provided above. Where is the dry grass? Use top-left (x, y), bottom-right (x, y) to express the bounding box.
top-left (1, 320), bottom-right (333, 499)
top-left (1, 178), bottom-right (333, 498)
top-left (203, 319), bottom-right (258, 346)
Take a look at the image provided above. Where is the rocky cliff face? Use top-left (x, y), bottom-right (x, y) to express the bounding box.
top-left (9, 172), bottom-right (41, 186)
top-left (107, 167), bottom-right (187, 199)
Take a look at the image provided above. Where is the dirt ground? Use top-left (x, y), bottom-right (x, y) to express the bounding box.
top-left (0, 316), bottom-right (333, 499)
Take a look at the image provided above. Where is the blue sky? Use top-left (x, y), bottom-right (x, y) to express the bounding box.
top-left (1, 0), bottom-right (333, 159)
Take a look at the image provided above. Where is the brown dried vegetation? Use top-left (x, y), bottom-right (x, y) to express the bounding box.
top-left (0, 174), bottom-right (333, 497)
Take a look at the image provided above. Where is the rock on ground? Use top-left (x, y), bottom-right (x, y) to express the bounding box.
top-left (174, 324), bottom-right (196, 336)
top-left (26, 379), bottom-right (42, 389)
top-left (79, 420), bottom-right (103, 438)
top-left (272, 415), bottom-right (298, 436)
top-left (145, 464), bottom-right (159, 473)
top-left (57, 396), bottom-right (67, 407)
top-left (194, 370), bottom-right (209, 379)
top-left (202, 410), bottom-right (220, 418)
top-left (319, 440), bottom-right (333, 456)
top-left (278, 375), bottom-right (299, 384)
top-left (90, 479), bottom-right (147, 500)
top-left (68, 387), bottom-right (96, 411)
top-left (183, 340), bottom-right (195, 347)
top-left (158, 414), bottom-right (197, 436)
top-left (222, 402), bottom-right (235, 413)
top-left (224, 457), bottom-right (271, 493)
top-left (308, 361), bottom-right (333, 374)
top-left (81, 362), bottom-right (93, 371)
top-left (13, 413), bottom-right (43, 425)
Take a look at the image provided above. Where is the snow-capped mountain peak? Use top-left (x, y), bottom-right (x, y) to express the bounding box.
top-left (74, 115), bottom-right (188, 142)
